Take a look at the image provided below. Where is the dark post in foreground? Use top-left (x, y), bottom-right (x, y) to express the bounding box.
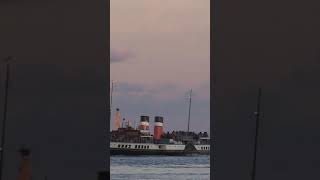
top-left (0, 57), bottom-right (12, 180)
top-left (251, 88), bottom-right (262, 180)
top-left (17, 147), bottom-right (32, 180)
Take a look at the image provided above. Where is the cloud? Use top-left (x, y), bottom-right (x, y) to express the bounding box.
top-left (110, 48), bottom-right (133, 63)
top-left (112, 81), bottom-right (209, 104)
top-left (113, 82), bottom-right (181, 100)
top-left (110, 82), bottom-right (210, 133)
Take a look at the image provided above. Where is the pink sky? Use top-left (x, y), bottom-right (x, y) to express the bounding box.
top-left (111, 0), bottom-right (210, 133)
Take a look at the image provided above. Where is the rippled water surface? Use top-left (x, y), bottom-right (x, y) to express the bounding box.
top-left (111, 155), bottom-right (210, 180)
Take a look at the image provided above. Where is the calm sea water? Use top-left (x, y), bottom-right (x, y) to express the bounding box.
top-left (111, 155), bottom-right (210, 180)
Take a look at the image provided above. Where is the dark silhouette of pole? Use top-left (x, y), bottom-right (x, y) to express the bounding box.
top-left (187, 89), bottom-right (192, 132)
top-left (251, 88), bottom-right (262, 180)
top-left (0, 57), bottom-right (11, 180)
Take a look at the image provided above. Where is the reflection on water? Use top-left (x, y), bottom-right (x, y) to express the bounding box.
top-left (111, 155), bottom-right (210, 180)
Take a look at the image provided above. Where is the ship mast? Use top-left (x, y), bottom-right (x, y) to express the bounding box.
top-left (187, 89), bottom-right (192, 132)
top-left (110, 80), bottom-right (115, 130)
top-left (110, 80), bottom-right (114, 115)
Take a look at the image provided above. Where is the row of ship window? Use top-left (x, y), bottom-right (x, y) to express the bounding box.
top-left (201, 146), bottom-right (210, 150)
top-left (117, 144), bottom-right (150, 149)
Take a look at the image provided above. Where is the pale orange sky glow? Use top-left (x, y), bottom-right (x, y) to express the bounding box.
top-left (111, 0), bottom-right (210, 132)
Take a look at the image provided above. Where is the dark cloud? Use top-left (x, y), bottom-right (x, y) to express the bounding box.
top-left (114, 82), bottom-right (145, 94)
top-left (111, 49), bottom-right (133, 63)
top-left (113, 82), bottom-right (179, 97)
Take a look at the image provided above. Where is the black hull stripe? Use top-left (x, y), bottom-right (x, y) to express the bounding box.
top-left (110, 149), bottom-right (210, 156)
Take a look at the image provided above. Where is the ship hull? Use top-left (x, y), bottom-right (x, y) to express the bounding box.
top-left (110, 149), bottom-right (210, 156)
top-left (110, 142), bottom-right (210, 156)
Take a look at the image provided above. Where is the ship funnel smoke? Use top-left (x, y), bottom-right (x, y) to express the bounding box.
top-left (154, 116), bottom-right (164, 140)
top-left (138, 116), bottom-right (150, 131)
top-left (114, 108), bottom-right (121, 130)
